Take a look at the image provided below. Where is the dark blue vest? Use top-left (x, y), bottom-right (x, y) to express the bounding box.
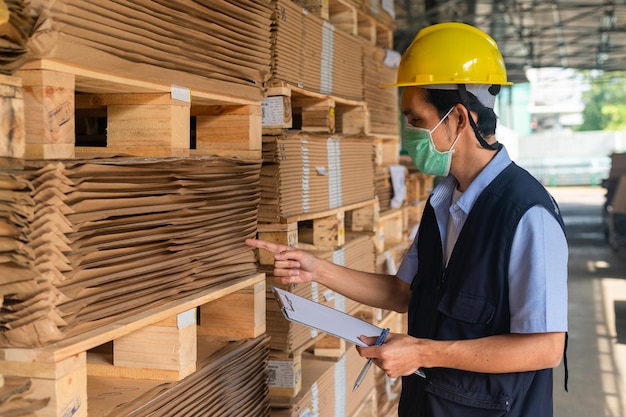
top-left (398, 162), bottom-right (566, 417)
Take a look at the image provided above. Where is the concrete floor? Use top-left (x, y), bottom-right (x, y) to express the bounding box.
top-left (549, 186), bottom-right (626, 417)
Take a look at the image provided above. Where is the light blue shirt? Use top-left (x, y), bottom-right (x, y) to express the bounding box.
top-left (397, 147), bottom-right (568, 333)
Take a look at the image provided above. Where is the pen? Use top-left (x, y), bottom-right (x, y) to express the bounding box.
top-left (352, 327), bottom-right (390, 392)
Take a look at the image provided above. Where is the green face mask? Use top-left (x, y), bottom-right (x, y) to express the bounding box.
top-left (403, 107), bottom-right (458, 177)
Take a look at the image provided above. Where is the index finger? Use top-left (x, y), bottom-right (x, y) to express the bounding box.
top-left (245, 238), bottom-right (291, 254)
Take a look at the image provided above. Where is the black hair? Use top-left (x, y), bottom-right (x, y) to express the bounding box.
top-left (423, 88), bottom-right (498, 138)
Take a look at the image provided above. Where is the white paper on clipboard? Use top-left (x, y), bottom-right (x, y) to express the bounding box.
top-left (271, 286), bottom-right (383, 347)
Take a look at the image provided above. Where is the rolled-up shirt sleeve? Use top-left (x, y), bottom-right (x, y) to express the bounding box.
top-left (397, 236), bottom-right (419, 284)
top-left (509, 206), bottom-right (569, 333)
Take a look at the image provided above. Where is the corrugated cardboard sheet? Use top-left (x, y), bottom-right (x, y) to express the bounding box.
top-left (97, 336), bottom-right (270, 417)
top-left (26, 0), bottom-right (272, 88)
top-left (0, 1), bottom-right (34, 75)
top-left (260, 132), bottom-right (375, 221)
top-left (363, 41), bottom-right (399, 135)
top-left (271, 0), bottom-right (364, 101)
top-left (0, 157), bottom-right (261, 348)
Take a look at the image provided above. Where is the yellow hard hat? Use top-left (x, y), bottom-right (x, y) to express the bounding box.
top-left (381, 22), bottom-right (512, 88)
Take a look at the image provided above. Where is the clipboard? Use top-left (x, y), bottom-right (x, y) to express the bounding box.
top-left (271, 286), bottom-right (382, 347)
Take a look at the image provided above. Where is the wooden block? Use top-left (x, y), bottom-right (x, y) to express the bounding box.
top-left (257, 222), bottom-right (298, 265)
top-left (313, 334), bottom-right (346, 358)
top-left (268, 351), bottom-right (302, 400)
top-left (293, 0), bottom-right (329, 19)
top-left (262, 95), bottom-right (292, 129)
top-left (107, 95), bottom-right (190, 156)
top-left (329, 0), bottom-right (357, 35)
top-left (198, 280), bottom-right (266, 339)
top-left (299, 212), bottom-right (345, 249)
top-left (0, 74), bottom-right (24, 159)
top-left (18, 69), bottom-right (75, 159)
top-left (381, 136), bottom-right (400, 165)
top-left (336, 104), bottom-right (369, 135)
top-left (294, 97), bottom-right (335, 133)
top-left (348, 201), bottom-right (379, 232)
top-left (379, 208), bottom-right (404, 248)
top-left (2, 352), bottom-right (87, 417)
top-left (195, 104), bottom-right (262, 152)
top-left (112, 309), bottom-right (197, 380)
top-left (406, 173), bottom-right (423, 203)
top-left (357, 13), bottom-right (377, 44)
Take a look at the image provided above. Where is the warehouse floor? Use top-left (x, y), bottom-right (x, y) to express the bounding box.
top-left (549, 186), bottom-right (626, 417)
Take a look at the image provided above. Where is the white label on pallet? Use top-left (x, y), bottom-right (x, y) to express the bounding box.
top-left (177, 308), bottom-right (196, 329)
top-left (261, 96), bottom-right (285, 126)
top-left (267, 360), bottom-right (301, 387)
top-left (382, 0), bottom-right (395, 18)
top-left (171, 84), bottom-right (191, 102)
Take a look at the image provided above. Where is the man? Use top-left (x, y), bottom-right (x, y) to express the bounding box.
top-left (247, 22), bottom-right (568, 417)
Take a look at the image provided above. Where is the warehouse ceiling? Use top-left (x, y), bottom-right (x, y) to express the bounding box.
top-left (394, 0), bottom-right (626, 83)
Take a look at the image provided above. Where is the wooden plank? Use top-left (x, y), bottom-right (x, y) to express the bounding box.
top-left (0, 74), bottom-right (24, 160)
top-left (0, 273), bottom-right (265, 364)
top-left (198, 280), bottom-right (266, 339)
top-left (21, 59), bottom-right (261, 106)
top-left (19, 69), bottom-right (75, 159)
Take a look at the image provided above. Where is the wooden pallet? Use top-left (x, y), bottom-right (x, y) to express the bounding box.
top-left (257, 198), bottom-right (378, 262)
top-left (262, 81), bottom-right (369, 135)
top-left (15, 59), bottom-right (263, 161)
top-left (0, 273), bottom-right (265, 417)
top-left (293, 0), bottom-right (395, 49)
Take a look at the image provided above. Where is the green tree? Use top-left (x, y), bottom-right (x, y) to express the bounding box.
top-left (577, 71), bottom-right (626, 131)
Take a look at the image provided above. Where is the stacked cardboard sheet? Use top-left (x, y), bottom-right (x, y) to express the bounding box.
top-left (0, 0), bottom-right (34, 75)
top-left (363, 42), bottom-right (399, 135)
top-left (0, 157), bottom-right (261, 348)
top-left (375, 166), bottom-right (392, 211)
top-left (27, 0), bottom-right (272, 88)
top-left (271, 0), bottom-right (364, 101)
top-left (100, 336), bottom-right (271, 417)
top-left (270, 0), bottom-right (306, 88)
top-left (260, 132), bottom-right (374, 221)
top-left (0, 172), bottom-right (61, 346)
top-left (272, 347), bottom-right (375, 417)
top-left (0, 377), bottom-right (49, 416)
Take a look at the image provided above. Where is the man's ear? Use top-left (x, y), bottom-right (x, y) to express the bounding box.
top-left (454, 103), bottom-right (470, 133)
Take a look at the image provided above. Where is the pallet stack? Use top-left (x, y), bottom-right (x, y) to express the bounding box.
top-left (0, 0), bottom-right (414, 416)
top-left (257, 1), bottom-right (409, 416)
top-left (1, 1), bottom-right (274, 416)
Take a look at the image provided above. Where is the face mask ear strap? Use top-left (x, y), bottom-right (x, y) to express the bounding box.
top-left (457, 84), bottom-right (502, 151)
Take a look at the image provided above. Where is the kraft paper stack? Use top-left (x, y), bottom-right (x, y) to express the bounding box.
top-left (271, 0), bottom-right (363, 101)
top-left (0, 0), bottom-right (34, 75)
top-left (363, 41), bottom-right (399, 135)
top-left (97, 336), bottom-right (271, 417)
top-left (27, 0), bottom-right (272, 89)
top-left (0, 157), bottom-right (261, 347)
top-left (260, 132), bottom-right (375, 221)
top-left (270, 0), bottom-right (306, 88)
top-left (271, 346), bottom-right (375, 417)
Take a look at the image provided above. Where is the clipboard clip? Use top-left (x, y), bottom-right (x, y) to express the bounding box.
top-left (272, 287), bottom-right (294, 312)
